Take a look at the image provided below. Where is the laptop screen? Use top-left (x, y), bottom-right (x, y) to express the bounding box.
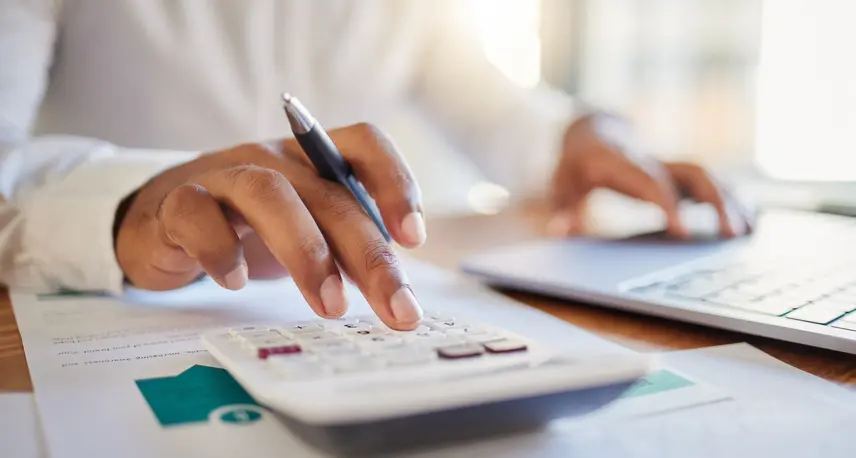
top-left (754, 0), bottom-right (856, 182)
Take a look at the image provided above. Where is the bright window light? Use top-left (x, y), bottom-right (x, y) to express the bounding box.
top-left (755, 0), bottom-right (856, 180)
top-left (466, 0), bottom-right (542, 88)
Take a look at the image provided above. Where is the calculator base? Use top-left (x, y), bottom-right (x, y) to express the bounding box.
top-left (276, 380), bottom-right (634, 456)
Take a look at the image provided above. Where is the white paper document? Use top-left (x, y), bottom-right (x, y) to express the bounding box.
top-left (0, 393), bottom-right (44, 458)
top-left (12, 258), bottom-right (727, 458)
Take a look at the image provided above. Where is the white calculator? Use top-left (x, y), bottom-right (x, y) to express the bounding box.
top-left (202, 311), bottom-right (651, 454)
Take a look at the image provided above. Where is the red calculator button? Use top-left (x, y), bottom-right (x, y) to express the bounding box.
top-left (257, 344), bottom-right (302, 360)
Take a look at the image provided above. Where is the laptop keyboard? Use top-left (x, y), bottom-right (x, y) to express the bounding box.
top-left (628, 258), bottom-right (856, 331)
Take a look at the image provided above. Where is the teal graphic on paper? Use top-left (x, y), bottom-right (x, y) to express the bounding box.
top-left (36, 289), bottom-right (110, 300)
top-left (136, 365), bottom-right (262, 427)
top-left (621, 369), bottom-right (694, 398)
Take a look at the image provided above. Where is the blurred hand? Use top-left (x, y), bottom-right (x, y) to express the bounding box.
top-left (115, 123), bottom-right (426, 330)
top-left (548, 114), bottom-right (754, 238)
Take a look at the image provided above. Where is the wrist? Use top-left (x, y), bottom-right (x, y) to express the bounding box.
top-left (113, 190), bottom-right (139, 251)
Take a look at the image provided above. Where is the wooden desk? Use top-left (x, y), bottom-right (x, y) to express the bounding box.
top-left (3, 204), bottom-right (856, 393)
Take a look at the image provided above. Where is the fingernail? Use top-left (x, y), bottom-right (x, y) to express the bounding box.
top-left (222, 262), bottom-right (248, 290)
top-left (320, 275), bottom-right (347, 316)
top-left (400, 212), bottom-right (427, 246)
top-left (390, 286), bottom-right (423, 325)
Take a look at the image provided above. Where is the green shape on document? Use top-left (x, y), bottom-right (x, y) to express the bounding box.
top-left (136, 365), bottom-right (261, 427)
top-left (621, 369), bottom-right (694, 398)
top-left (36, 289), bottom-right (110, 300)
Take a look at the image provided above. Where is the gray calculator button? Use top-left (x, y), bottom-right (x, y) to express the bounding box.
top-left (483, 339), bottom-right (528, 354)
top-left (437, 343), bottom-right (484, 359)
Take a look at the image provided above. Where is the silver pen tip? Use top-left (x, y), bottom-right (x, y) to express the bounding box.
top-left (281, 92), bottom-right (316, 133)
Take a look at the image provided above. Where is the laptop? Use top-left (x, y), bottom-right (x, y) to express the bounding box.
top-left (461, 206), bottom-right (856, 354)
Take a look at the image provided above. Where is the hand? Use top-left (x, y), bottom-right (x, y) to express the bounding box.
top-left (548, 114), bottom-right (754, 238)
top-left (115, 123), bottom-right (426, 330)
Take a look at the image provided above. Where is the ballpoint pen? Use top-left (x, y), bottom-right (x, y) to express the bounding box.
top-left (281, 93), bottom-right (392, 242)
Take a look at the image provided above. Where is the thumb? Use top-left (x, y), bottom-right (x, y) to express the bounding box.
top-left (547, 181), bottom-right (587, 237)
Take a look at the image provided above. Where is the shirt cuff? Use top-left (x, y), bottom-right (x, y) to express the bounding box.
top-left (20, 147), bottom-right (199, 295)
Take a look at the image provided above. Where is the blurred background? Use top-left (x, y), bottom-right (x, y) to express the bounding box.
top-left (399, 0), bottom-right (856, 220)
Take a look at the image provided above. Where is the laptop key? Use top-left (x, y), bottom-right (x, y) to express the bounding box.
top-left (785, 305), bottom-right (846, 325)
top-left (830, 319), bottom-right (856, 332)
top-left (740, 300), bottom-right (798, 316)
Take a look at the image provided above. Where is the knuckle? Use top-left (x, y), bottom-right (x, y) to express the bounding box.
top-left (159, 184), bottom-right (207, 221)
top-left (228, 166), bottom-right (290, 203)
top-left (352, 122), bottom-right (383, 140)
top-left (361, 238), bottom-right (398, 274)
top-left (297, 235), bottom-right (330, 264)
top-left (321, 185), bottom-right (364, 219)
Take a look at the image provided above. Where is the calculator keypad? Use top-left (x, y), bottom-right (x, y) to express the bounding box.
top-left (227, 312), bottom-right (529, 378)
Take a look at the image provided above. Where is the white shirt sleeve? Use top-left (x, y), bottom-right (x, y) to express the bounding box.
top-left (0, 0), bottom-right (198, 294)
top-left (411, 1), bottom-right (580, 199)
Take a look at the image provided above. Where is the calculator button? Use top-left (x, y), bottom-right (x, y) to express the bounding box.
top-left (327, 356), bottom-right (384, 374)
top-left (293, 332), bottom-right (343, 343)
top-left (344, 328), bottom-right (390, 338)
top-left (402, 331), bottom-right (457, 346)
top-left (257, 343), bottom-right (302, 360)
top-left (310, 344), bottom-right (363, 357)
top-left (228, 325), bottom-right (269, 337)
top-left (356, 335), bottom-right (403, 347)
top-left (423, 313), bottom-right (455, 323)
top-left (354, 315), bottom-right (382, 325)
top-left (243, 336), bottom-right (293, 349)
top-left (445, 327), bottom-right (487, 337)
top-left (324, 321), bottom-right (372, 333)
top-left (466, 333), bottom-right (505, 344)
top-left (280, 323), bottom-right (325, 335)
top-left (382, 349), bottom-right (436, 367)
top-left (235, 330), bottom-right (285, 341)
top-left (268, 356), bottom-right (329, 378)
top-left (483, 339), bottom-right (528, 354)
top-left (437, 343), bottom-right (484, 359)
top-left (387, 325), bottom-right (432, 335)
top-left (428, 321), bottom-right (470, 331)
